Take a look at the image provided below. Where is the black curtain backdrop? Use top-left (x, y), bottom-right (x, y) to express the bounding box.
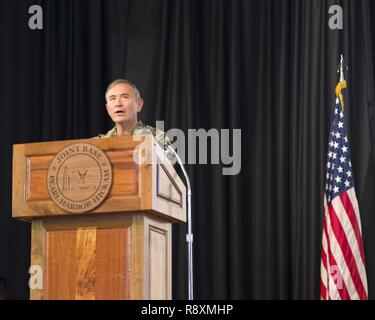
top-left (0, 0), bottom-right (375, 299)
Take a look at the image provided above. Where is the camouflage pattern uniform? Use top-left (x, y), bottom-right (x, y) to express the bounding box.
top-left (97, 121), bottom-right (173, 157)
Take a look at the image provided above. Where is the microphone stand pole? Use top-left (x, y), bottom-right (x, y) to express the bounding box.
top-left (166, 145), bottom-right (193, 300)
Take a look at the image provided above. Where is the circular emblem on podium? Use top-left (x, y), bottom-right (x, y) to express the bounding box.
top-left (47, 143), bottom-right (113, 213)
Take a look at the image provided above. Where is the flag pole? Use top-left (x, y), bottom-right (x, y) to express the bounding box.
top-left (338, 54), bottom-right (349, 82)
top-left (339, 54), bottom-right (345, 82)
top-left (336, 55), bottom-right (348, 110)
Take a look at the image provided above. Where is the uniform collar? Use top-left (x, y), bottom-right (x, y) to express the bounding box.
top-left (112, 121), bottom-right (144, 136)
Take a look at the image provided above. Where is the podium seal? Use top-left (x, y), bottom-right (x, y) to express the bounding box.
top-left (47, 143), bottom-right (113, 213)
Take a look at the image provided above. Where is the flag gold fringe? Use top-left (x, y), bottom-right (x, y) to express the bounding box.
top-left (335, 80), bottom-right (347, 111)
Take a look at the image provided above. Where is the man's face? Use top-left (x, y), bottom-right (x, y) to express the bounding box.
top-left (106, 83), bottom-right (143, 124)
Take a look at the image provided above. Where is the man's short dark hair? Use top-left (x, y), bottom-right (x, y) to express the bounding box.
top-left (105, 79), bottom-right (141, 102)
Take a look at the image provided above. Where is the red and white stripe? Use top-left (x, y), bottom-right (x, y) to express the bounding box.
top-left (320, 187), bottom-right (368, 300)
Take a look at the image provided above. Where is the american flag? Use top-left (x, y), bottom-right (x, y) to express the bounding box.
top-left (320, 81), bottom-right (368, 300)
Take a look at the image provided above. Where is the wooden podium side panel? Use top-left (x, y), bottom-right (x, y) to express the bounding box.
top-left (128, 214), bottom-right (172, 300)
top-left (149, 226), bottom-right (169, 299)
top-left (151, 145), bottom-right (186, 222)
top-left (144, 216), bottom-right (172, 300)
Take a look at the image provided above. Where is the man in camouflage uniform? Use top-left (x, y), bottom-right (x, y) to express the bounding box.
top-left (98, 79), bottom-right (172, 152)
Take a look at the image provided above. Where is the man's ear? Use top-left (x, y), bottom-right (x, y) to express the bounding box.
top-left (137, 98), bottom-right (144, 113)
top-left (106, 104), bottom-right (111, 116)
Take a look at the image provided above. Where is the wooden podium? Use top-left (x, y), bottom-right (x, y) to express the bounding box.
top-left (12, 136), bottom-right (186, 300)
